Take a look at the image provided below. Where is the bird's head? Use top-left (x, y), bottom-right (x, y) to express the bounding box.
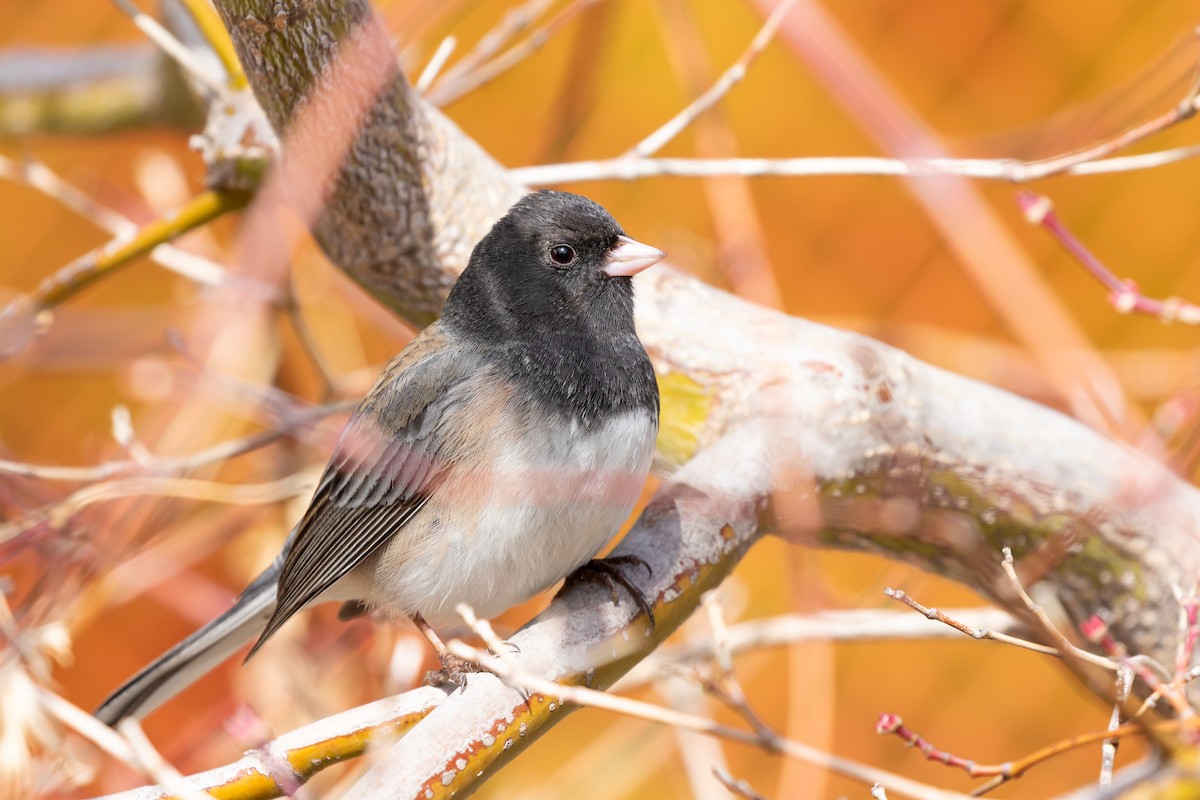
top-left (446, 191), bottom-right (665, 336)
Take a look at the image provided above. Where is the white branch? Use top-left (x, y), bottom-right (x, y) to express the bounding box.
top-left (89, 688), bottom-right (450, 800)
top-left (511, 147), bottom-right (1200, 186)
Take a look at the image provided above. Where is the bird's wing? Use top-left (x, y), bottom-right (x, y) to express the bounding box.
top-left (246, 325), bottom-right (485, 659)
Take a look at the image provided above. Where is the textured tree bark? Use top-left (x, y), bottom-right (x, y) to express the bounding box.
top-left (183, 0), bottom-right (1200, 795)
top-left (213, 0), bottom-right (522, 325)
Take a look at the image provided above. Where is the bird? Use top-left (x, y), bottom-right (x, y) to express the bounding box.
top-left (95, 190), bottom-right (665, 724)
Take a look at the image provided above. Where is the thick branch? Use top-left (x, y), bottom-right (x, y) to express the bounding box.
top-left (0, 45), bottom-right (202, 136)
top-left (213, 0), bottom-right (521, 325)
top-left (93, 688), bottom-right (448, 800)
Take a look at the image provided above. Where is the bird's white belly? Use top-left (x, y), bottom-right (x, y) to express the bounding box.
top-left (346, 409), bottom-right (656, 627)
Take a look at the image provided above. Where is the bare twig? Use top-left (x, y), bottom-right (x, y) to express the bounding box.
top-left (72, 687), bottom-right (449, 800)
top-left (0, 469), bottom-right (319, 546)
top-left (876, 711), bottom-right (1179, 796)
top-left (623, 607), bottom-right (1026, 689)
top-left (111, 0), bottom-right (227, 96)
top-left (1100, 667), bottom-right (1134, 787)
top-left (512, 146), bottom-right (1200, 186)
top-left (1080, 613), bottom-right (1193, 721)
top-left (701, 591), bottom-right (733, 676)
top-left (415, 36), bottom-right (456, 94)
top-left (1018, 192), bottom-right (1200, 324)
top-left (280, 279), bottom-right (340, 399)
top-left (692, 592), bottom-right (778, 749)
top-left (28, 188), bottom-right (249, 312)
top-left (653, 0), bottom-right (782, 308)
top-left (35, 687), bottom-right (139, 768)
top-left (428, 0), bottom-right (555, 93)
top-left (628, 0), bottom-right (796, 158)
top-left (117, 718), bottom-right (216, 800)
top-left (1000, 548), bottom-right (1189, 754)
top-left (998, 549), bottom-right (1119, 672)
top-left (0, 155), bottom-right (227, 286)
top-left (713, 766), bottom-right (771, 800)
top-left (447, 609), bottom-right (963, 800)
top-left (427, 0), bottom-right (600, 106)
top-left (174, 0), bottom-right (247, 88)
top-left (884, 588), bottom-right (1060, 659)
top-left (0, 399), bottom-right (351, 482)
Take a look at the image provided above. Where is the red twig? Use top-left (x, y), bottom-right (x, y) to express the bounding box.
top-left (1016, 191), bottom-right (1200, 324)
top-left (876, 711), bottom-right (1169, 795)
top-left (875, 714), bottom-right (1000, 779)
top-left (1080, 614), bottom-right (1194, 721)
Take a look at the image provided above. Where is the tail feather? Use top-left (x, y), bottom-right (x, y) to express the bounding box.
top-left (94, 559), bottom-right (281, 726)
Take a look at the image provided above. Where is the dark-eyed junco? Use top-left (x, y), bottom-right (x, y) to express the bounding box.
top-left (95, 190), bottom-right (664, 724)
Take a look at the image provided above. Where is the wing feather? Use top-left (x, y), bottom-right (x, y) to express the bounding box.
top-left (246, 327), bottom-right (482, 659)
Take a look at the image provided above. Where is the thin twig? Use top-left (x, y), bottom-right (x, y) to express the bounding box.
top-left (427, 0), bottom-right (600, 107)
top-left (0, 469), bottom-right (319, 546)
top-left (629, 0), bottom-right (796, 158)
top-left (1017, 192), bottom-right (1200, 324)
top-left (117, 718), bottom-right (216, 800)
top-left (1100, 667), bottom-right (1133, 787)
top-left (0, 155), bottom-right (227, 286)
top-left (29, 188), bottom-right (249, 311)
top-left (110, 0), bottom-right (227, 97)
top-left (512, 146), bottom-right (1200, 186)
top-left (429, 0), bottom-right (556, 93)
top-left (35, 688), bottom-right (139, 769)
top-left (78, 688), bottom-right (448, 800)
top-left (622, 607), bottom-right (1026, 689)
top-left (1079, 614), bottom-right (1193, 720)
top-left (694, 592), bottom-right (778, 749)
top-left (876, 712), bottom-right (1171, 796)
top-left (653, 0), bottom-right (782, 308)
top-left (415, 36), bottom-right (456, 94)
top-left (280, 279), bottom-right (340, 400)
top-left (0, 399), bottom-right (352, 482)
top-left (448, 609), bottom-right (963, 800)
top-left (998, 549), bottom-right (1119, 672)
top-left (174, 0), bottom-right (247, 88)
top-left (884, 588), bottom-right (1060, 658)
top-left (713, 767), bottom-right (771, 800)
top-left (701, 591), bottom-right (734, 676)
top-left (110, 405), bottom-right (154, 466)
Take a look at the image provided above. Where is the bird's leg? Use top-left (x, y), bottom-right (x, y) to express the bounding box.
top-left (413, 614), bottom-right (523, 691)
top-left (412, 614), bottom-right (479, 687)
top-left (563, 555), bottom-right (655, 628)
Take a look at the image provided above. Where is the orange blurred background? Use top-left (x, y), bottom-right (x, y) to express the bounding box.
top-left (3, 1), bottom-right (1200, 797)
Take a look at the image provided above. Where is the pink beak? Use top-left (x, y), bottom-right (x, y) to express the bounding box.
top-left (603, 235), bottom-right (666, 277)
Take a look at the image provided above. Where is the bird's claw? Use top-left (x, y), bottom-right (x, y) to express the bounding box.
top-left (564, 557), bottom-right (656, 628)
top-left (422, 641), bottom-right (521, 688)
top-left (423, 652), bottom-right (480, 688)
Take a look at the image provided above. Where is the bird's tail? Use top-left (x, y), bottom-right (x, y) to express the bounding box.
top-left (94, 557), bottom-right (281, 725)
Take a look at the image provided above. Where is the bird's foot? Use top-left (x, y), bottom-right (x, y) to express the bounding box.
top-left (422, 641), bottom-right (522, 688)
top-left (564, 555), bottom-right (655, 628)
top-left (423, 652), bottom-right (481, 687)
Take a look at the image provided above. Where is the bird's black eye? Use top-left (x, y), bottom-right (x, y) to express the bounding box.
top-left (550, 244), bottom-right (576, 266)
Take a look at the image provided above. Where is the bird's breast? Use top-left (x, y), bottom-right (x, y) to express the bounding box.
top-left (349, 405), bottom-right (657, 626)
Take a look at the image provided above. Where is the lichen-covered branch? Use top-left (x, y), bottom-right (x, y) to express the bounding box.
top-left (93, 688), bottom-right (448, 800)
top-left (0, 45), bottom-right (201, 136)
